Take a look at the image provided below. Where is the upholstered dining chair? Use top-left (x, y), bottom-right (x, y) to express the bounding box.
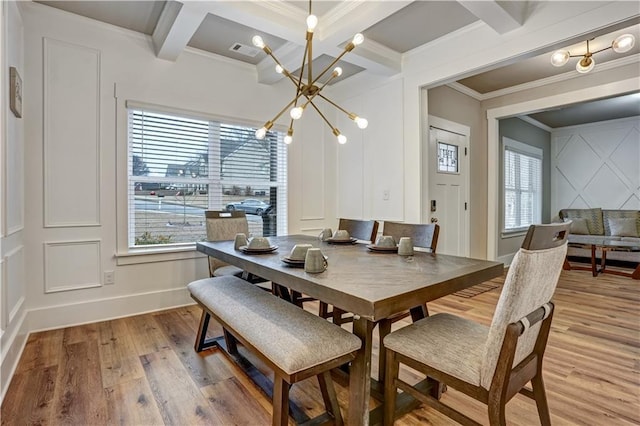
top-left (383, 222), bottom-right (570, 426)
top-left (376, 222), bottom-right (440, 380)
top-left (316, 218), bottom-right (380, 325)
top-left (205, 210), bottom-right (249, 278)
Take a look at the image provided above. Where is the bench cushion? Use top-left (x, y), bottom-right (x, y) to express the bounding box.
top-left (188, 277), bottom-right (361, 376)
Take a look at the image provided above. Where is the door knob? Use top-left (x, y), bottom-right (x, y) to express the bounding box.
top-left (430, 217), bottom-right (438, 223)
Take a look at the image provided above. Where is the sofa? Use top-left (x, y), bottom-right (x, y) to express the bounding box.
top-left (559, 208), bottom-right (640, 263)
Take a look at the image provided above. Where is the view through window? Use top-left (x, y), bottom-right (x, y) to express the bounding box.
top-left (128, 108), bottom-right (287, 247)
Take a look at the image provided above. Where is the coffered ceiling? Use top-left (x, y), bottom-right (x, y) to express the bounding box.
top-left (34, 1), bottom-right (640, 127)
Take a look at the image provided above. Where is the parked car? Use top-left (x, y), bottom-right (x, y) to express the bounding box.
top-left (225, 199), bottom-right (270, 215)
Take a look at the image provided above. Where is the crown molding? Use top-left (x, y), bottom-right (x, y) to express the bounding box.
top-left (517, 115), bottom-right (553, 132)
top-left (447, 53), bottom-right (640, 101)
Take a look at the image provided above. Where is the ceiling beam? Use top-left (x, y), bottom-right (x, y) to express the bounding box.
top-left (458, 0), bottom-right (524, 34)
top-left (152, 1), bottom-right (208, 61)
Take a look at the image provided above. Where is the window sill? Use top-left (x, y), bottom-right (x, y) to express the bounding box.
top-left (115, 245), bottom-right (207, 265)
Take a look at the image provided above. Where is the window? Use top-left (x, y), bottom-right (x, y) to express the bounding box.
top-left (437, 141), bottom-right (458, 173)
top-left (128, 105), bottom-right (287, 248)
top-left (503, 138), bottom-right (542, 232)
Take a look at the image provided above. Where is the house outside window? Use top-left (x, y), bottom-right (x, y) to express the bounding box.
top-left (128, 107), bottom-right (287, 248)
top-left (503, 137), bottom-right (542, 232)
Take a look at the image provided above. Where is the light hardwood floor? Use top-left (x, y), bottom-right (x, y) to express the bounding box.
top-left (1, 269), bottom-right (638, 425)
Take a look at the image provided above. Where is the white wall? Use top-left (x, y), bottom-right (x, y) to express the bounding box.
top-left (552, 116), bottom-right (640, 213)
top-left (1, 0), bottom-right (28, 402)
top-left (16, 2), bottom-right (331, 350)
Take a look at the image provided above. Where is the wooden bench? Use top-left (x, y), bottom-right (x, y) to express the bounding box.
top-left (188, 276), bottom-right (362, 426)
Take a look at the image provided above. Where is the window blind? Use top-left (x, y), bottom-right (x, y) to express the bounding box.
top-left (504, 145), bottom-right (542, 231)
top-left (128, 108), bottom-right (287, 248)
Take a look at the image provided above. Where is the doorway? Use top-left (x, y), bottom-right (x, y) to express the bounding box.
top-left (427, 116), bottom-right (470, 256)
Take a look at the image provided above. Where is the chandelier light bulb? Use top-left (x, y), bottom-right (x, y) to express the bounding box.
top-left (252, 35), bottom-right (265, 49)
top-left (337, 134), bottom-right (347, 144)
top-left (306, 14), bottom-right (318, 32)
top-left (352, 33), bottom-right (364, 46)
top-left (290, 106), bottom-right (304, 120)
top-left (550, 50), bottom-right (570, 67)
top-left (275, 64), bottom-right (284, 74)
top-left (355, 117), bottom-right (368, 129)
top-left (333, 67), bottom-right (343, 77)
top-left (255, 127), bottom-right (267, 140)
top-left (284, 134), bottom-right (293, 144)
top-left (576, 56), bottom-right (595, 73)
top-left (612, 34), bottom-right (635, 53)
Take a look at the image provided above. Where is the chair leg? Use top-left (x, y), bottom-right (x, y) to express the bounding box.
top-left (378, 319), bottom-right (392, 383)
top-left (319, 301), bottom-right (331, 318)
top-left (531, 374), bottom-right (552, 426)
top-left (317, 371), bottom-right (343, 426)
top-left (333, 307), bottom-right (346, 325)
top-left (272, 375), bottom-right (291, 426)
top-left (487, 397), bottom-right (507, 426)
top-left (384, 349), bottom-right (400, 426)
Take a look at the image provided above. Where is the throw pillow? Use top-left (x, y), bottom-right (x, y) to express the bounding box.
top-left (608, 218), bottom-right (639, 237)
top-left (568, 218), bottom-right (589, 235)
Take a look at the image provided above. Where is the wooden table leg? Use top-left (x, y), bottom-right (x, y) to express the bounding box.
top-left (349, 317), bottom-right (375, 426)
top-left (591, 244), bottom-right (598, 277)
top-left (600, 248), bottom-right (608, 273)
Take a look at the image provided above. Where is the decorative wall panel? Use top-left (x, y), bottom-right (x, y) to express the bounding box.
top-left (43, 38), bottom-right (101, 227)
top-left (552, 117), bottom-right (640, 213)
top-left (300, 114), bottom-right (326, 220)
top-left (44, 240), bottom-right (101, 293)
top-left (5, 246), bottom-right (24, 324)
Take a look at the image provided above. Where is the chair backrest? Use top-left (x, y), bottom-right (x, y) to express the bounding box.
top-left (205, 210), bottom-right (249, 241)
top-left (205, 211), bottom-right (249, 275)
top-left (382, 222), bottom-right (440, 253)
top-left (480, 222), bottom-right (570, 389)
top-left (338, 218), bottom-right (379, 243)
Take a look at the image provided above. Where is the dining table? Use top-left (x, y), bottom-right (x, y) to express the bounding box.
top-left (196, 234), bottom-right (503, 425)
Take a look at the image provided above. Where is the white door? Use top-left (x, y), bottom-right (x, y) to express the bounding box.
top-left (428, 120), bottom-right (469, 256)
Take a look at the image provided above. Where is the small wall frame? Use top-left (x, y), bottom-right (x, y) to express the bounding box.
top-left (9, 66), bottom-right (22, 118)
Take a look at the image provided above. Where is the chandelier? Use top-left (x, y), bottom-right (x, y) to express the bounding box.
top-left (252, 0), bottom-right (367, 145)
top-left (550, 33), bottom-right (635, 74)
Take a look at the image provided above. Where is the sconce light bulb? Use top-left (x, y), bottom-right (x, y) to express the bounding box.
top-left (355, 117), bottom-right (368, 129)
top-left (576, 55), bottom-right (595, 73)
top-left (306, 14), bottom-right (318, 32)
top-left (612, 34), bottom-right (635, 53)
top-left (550, 50), bottom-right (570, 67)
top-left (290, 106), bottom-right (304, 120)
top-left (252, 35), bottom-right (265, 49)
top-left (255, 127), bottom-right (267, 140)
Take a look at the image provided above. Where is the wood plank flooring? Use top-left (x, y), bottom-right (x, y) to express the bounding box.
top-left (2, 270), bottom-right (638, 425)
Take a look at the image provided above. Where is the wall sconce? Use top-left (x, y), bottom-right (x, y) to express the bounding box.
top-left (551, 34), bottom-right (635, 74)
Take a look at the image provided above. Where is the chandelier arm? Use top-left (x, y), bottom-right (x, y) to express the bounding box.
top-left (265, 50), bottom-right (302, 88)
top-left (308, 31), bottom-right (313, 86)
top-left (307, 100), bottom-right (338, 133)
top-left (310, 46), bottom-right (353, 87)
top-left (316, 93), bottom-right (355, 118)
top-left (298, 71), bottom-right (339, 110)
top-left (266, 97), bottom-right (301, 125)
top-left (590, 46), bottom-right (613, 55)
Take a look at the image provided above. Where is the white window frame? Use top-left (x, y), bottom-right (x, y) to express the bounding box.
top-left (117, 101), bottom-right (287, 262)
top-left (502, 137), bottom-right (542, 235)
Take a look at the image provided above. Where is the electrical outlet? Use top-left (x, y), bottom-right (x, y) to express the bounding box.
top-left (104, 271), bottom-right (115, 285)
top-left (383, 189), bottom-right (390, 201)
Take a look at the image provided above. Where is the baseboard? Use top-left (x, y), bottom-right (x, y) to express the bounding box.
top-left (27, 287), bottom-right (195, 333)
top-left (1, 307), bottom-right (29, 403)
